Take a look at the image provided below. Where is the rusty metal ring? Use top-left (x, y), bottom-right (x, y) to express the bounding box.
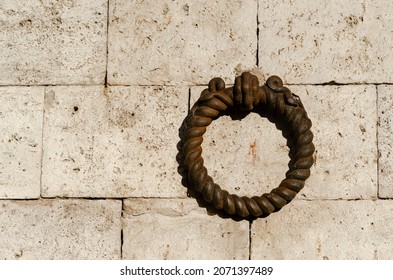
top-left (183, 72), bottom-right (315, 219)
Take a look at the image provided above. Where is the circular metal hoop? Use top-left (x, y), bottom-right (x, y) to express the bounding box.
top-left (182, 73), bottom-right (315, 219)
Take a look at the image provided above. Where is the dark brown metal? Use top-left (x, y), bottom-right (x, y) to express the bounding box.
top-left (182, 72), bottom-right (315, 219)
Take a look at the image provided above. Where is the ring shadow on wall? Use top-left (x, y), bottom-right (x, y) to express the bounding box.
top-left (176, 72), bottom-right (315, 222)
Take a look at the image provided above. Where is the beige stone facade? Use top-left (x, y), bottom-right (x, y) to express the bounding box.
top-left (0, 0), bottom-right (392, 259)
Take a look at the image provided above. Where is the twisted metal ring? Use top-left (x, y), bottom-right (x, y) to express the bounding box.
top-left (183, 72), bottom-right (315, 219)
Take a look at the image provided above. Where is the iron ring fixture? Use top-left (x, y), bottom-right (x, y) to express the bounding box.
top-left (182, 72), bottom-right (315, 219)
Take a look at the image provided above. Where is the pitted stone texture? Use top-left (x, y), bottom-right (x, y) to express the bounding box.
top-left (0, 199), bottom-right (121, 259)
top-left (259, 0), bottom-right (393, 84)
top-left (0, 0), bottom-right (107, 85)
top-left (251, 200), bottom-right (393, 259)
top-left (0, 87), bottom-right (44, 199)
top-left (378, 85), bottom-right (393, 198)
top-left (191, 85), bottom-right (377, 200)
top-left (190, 86), bottom-right (289, 198)
top-left (294, 85), bottom-right (377, 199)
top-left (108, 0), bottom-right (257, 86)
top-left (42, 86), bottom-right (188, 198)
top-left (122, 199), bottom-right (249, 259)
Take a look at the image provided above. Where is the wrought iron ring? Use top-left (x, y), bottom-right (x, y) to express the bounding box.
top-left (183, 72), bottom-right (315, 219)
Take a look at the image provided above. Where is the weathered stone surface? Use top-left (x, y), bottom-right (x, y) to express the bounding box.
top-left (0, 87), bottom-right (44, 199)
top-left (251, 200), bottom-right (393, 259)
top-left (108, 0), bottom-right (257, 85)
top-left (122, 199), bottom-right (249, 259)
top-left (377, 85), bottom-right (393, 198)
top-left (42, 86), bottom-right (189, 198)
top-left (258, 0), bottom-right (393, 84)
top-left (0, 0), bottom-right (390, 262)
top-left (0, 0), bottom-right (107, 85)
top-left (296, 85), bottom-right (377, 199)
top-left (0, 199), bottom-right (121, 259)
top-left (191, 84), bottom-right (377, 200)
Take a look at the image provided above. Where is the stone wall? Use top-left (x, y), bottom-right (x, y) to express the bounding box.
top-left (0, 0), bottom-right (392, 259)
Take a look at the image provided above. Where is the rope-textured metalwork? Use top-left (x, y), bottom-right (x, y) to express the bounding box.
top-left (183, 72), bottom-right (315, 219)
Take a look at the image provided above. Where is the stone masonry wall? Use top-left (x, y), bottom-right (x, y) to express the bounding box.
top-left (0, 0), bottom-right (392, 259)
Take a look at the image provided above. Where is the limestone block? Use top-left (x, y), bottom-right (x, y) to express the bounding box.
top-left (108, 0), bottom-right (257, 85)
top-left (0, 199), bottom-right (121, 259)
top-left (251, 200), bottom-right (393, 259)
top-left (0, 87), bottom-right (44, 199)
top-left (377, 85), bottom-right (393, 198)
top-left (296, 85), bottom-right (377, 199)
top-left (0, 0), bottom-right (107, 85)
top-left (191, 84), bottom-right (377, 200)
top-left (42, 86), bottom-right (188, 198)
top-left (258, 0), bottom-right (393, 83)
top-left (122, 199), bottom-right (249, 259)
